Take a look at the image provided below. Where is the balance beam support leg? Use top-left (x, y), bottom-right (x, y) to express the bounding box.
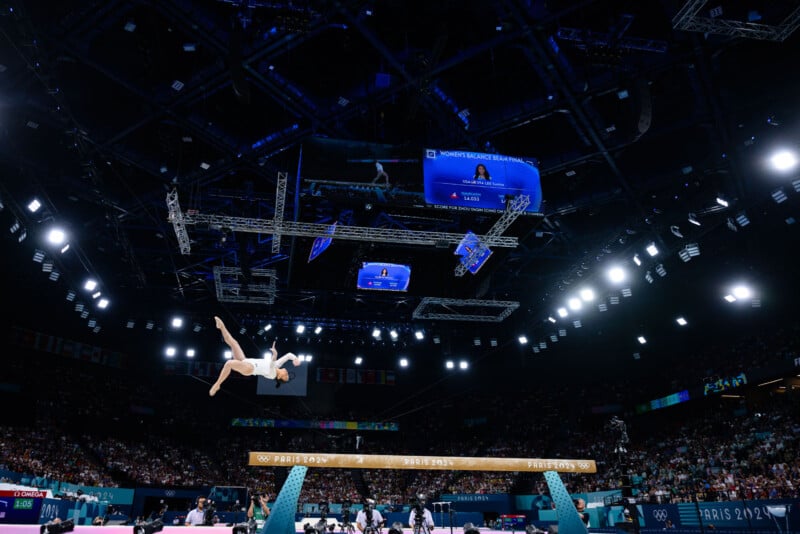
top-left (261, 465), bottom-right (308, 534)
top-left (543, 470), bottom-right (588, 534)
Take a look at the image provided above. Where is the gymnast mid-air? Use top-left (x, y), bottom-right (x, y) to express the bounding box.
top-left (209, 316), bottom-right (301, 396)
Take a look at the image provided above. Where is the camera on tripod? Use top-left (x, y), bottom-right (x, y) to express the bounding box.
top-left (341, 499), bottom-right (353, 525)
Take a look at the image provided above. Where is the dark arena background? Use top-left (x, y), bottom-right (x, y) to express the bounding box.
top-left (1, 1), bottom-right (799, 533)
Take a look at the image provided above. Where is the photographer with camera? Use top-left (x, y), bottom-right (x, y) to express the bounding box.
top-left (356, 498), bottom-right (383, 534)
top-left (248, 492), bottom-right (271, 529)
top-left (340, 499), bottom-right (355, 534)
top-left (409, 494), bottom-right (434, 534)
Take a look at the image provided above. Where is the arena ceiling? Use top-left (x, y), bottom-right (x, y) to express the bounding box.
top-left (1, 0), bottom-right (799, 376)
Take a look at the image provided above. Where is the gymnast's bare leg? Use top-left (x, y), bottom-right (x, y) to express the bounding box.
top-left (209, 316), bottom-right (254, 396)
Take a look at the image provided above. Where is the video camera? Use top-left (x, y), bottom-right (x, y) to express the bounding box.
top-left (341, 499), bottom-right (353, 524)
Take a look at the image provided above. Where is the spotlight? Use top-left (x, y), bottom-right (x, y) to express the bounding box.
top-left (459, 361), bottom-right (469, 370)
top-left (92, 291), bottom-right (102, 299)
top-left (489, 338), bottom-right (498, 347)
top-left (573, 320), bottom-right (582, 328)
top-left (171, 317), bottom-right (183, 328)
top-left (399, 358), bottom-right (409, 368)
top-left (608, 266), bottom-right (626, 283)
top-left (688, 213), bottom-right (701, 226)
top-left (27, 198), bottom-right (42, 213)
top-left (598, 303), bottom-right (608, 312)
top-left (557, 307), bottom-right (568, 318)
top-left (10, 220), bottom-right (20, 234)
top-left (637, 336), bottom-right (647, 345)
top-left (314, 326), bottom-right (322, 335)
top-left (145, 320), bottom-right (154, 330)
top-left (724, 294), bottom-right (737, 303)
top-left (735, 213), bottom-right (750, 227)
top-left (769, 149), bottom-right (798, 172)
top-left (567, 297), bottom-right (582, 311)
top-left (354, 357), bottom-right (363, 365)
top-left (66, 290), bottom-right (76, 301)
top-left (445, 360), bottom-right (454, 369)
top-left (97, 298), bottom-right (109, 309)
top-left (579, 288), bottom-right (595, 301)
top-left (186, 349), bottom-right (195, 357)
top-left (716, 196), bottom-right (729, 208)
top-left (47, 228), bottom-right (66, 245)
top-left (60, 244), bottom-right (70, 254)
top-left (264, 323), bottom-right (272, 331)
top-left (655, 264), bottom-right (667, 277)
top-left (679, 249), bottom-right (691, 262)
top-left (165, 346), bottom-right (177, 357)
top-left (126, 320), bottom-right (135, 328)
top-left (434, 335), bottom-right (442, 344)
top-left (415, 330), bottom-right (424, 340)
top-left (518, 335), bottom-right (528, 345)
top-left (547, 316), bottom-right (556, 323)
top-left (732, 285), bottom-right (751, 299)
top-left (473, 337), bottom-right (481, 346)
top-left (645, 271), bottom-right (654, 284)
top-left (296, 324), bottom-right (305, 334)
top-left (633, 254), bottom-right (641, 266)
top-left (646, 242), bottom-right (659, 256)
top-left (389, 329), bottom-right (398, 340)
top-left (224, 350), bottom-right (233, 359)
top-left (676, 317), bottom-right (688, 326)
top-left (372, 328), bottom-right (381, 338)
top-left (772, 188), bottom-right (788, 203)
top-left (84, 279), bottom-right (98, 291)
top-left (305, 354), bottom-right (314, 362)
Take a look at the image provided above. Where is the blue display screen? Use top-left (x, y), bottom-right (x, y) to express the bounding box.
top-left (308, 222), bottom-right (337, 262)
top-left (423, 149), bottom-right (542, 213)
top-left (454, 231), bottom-right (493, 274)
top-left (356, 262), bottom-right (411, 292)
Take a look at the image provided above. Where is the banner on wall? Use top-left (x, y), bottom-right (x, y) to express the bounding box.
top-left (440, 494), bottom-right (512, 513)
top-left (10, 327), bottom-right (128, 369)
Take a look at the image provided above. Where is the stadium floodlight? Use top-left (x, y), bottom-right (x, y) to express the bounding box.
top-left (296, 324), bottom-right (305, 334)
top-left (646, 242), bottom-right (659, 256)
top-left (518, 335), bottom-right (528, 345)
top-left (676, 317), bottom-right (688, 326)
top-left (608, 266), bottom-right (626, 283)
top-left (557, 307), bottom-right (568, 318)
top-left (165, 346), bottom-right (177, 357)
top-left (415, 330), bottom-right (424, 340)
top-left (84, 279), bottom-right (98, 291)
top-left (655, 264), bottom-right (667, 277)
top-left (688, 213), bottom-right (701, 226)
top-left (171, 317), bottom-right (183, 328)
top-left (27, 198), bottom-right (42, 212)
top-left (459, 361), bottom-right (469, 370)
top-left (445, 360), bottom-right (454, 369)
top-left (732, 285), bottom-right (751, 299)
top-left (97, 298), bottom-right (109, 309)
top-left (769, 149), bottom-right (798, 172)
top-left (772, 188), bottom-right (788, 203)
top-left (637, 336), bottom-right (647, 344)
top-left (314, 326), bottom-right (322, 334)
top-left (372, 327), bottom-right (381, 338)
top-left (60, 244), bottom-right (70, 254)
top-left (224, 350), bottom-right (232, 359)
top-left (716, 196), bottom-right (729, 208)
top-left (186, 349), bottom-right (195, 357)
top-left (633, 254), bottom-right (641, 266)
top-left (389, 329), bottom-right (398, 340)
top-left (735, 213), bottom-right (750, 227)
top-left (264, 323), bottom-right (272, 331)
top-left (579, 288), bottom-right (595, 301)
top-left (354, 356), bottom-right (363, 365)
top-left (567, 297), bottom-right (582, 311)
top-left (399, 358), bottom-right (409, 368)
top-left (724, 294), bottom-right (736, 302)
top-left (547, 316), bottom-right (556, 323)
top-left (305, 354), bottom-right (314, 363)
top-left (92, 291), bottom-right (102, 299)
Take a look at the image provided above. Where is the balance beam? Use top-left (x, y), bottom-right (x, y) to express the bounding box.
top-left (248, 452), bottom-right (596, 473)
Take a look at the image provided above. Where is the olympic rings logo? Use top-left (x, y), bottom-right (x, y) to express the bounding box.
top-left (577, 462), bottom-right (590, 470)
top-left (256, 455), bottom-right (272, 463)
top-left (165, 490), bottom-right (176, 497)
top-left (652, 510), bottom-right (668, 522)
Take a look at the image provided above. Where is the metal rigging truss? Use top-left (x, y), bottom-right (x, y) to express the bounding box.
top-left (454, 194), bottom-right (530, 277)
top-left (272, 171), bottom-right (288, 253)
top-left (213, 266), bottom-right (277, 304)
top-left (166, 192), bottom-right (519, 251)
top-left (412, 297), bottom-right (520, 323)
top-left (673, 0), bottom-right (800, 41)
